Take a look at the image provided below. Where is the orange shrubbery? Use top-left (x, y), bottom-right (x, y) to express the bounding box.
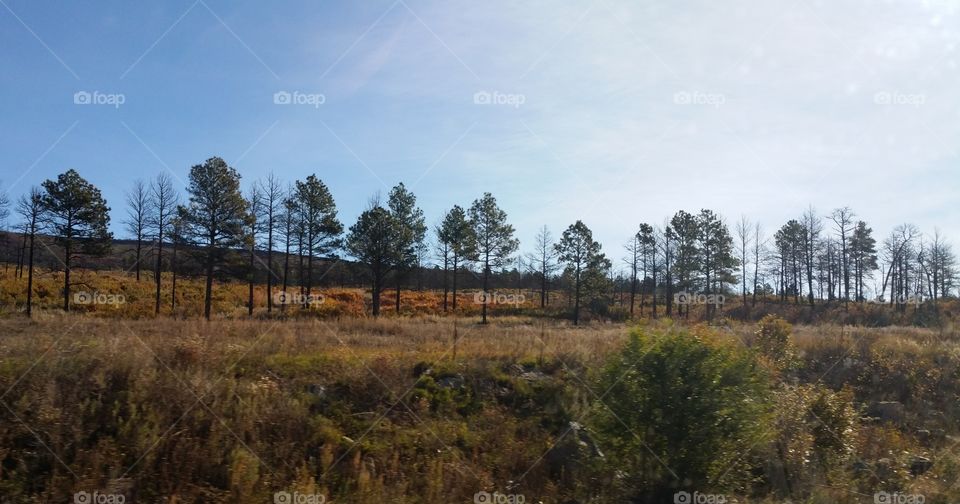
top-left (0, 268), bottom-right (545, 319)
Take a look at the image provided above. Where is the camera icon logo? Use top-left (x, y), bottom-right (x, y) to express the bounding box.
top-left (473, 90), bottom-right (492, 105)
top-left (674, 491), bottom-right (691, 504)
top-left (74, 91), bottom-right (92, 105)
top-left (273, 491), bottom-right (292, 504)
top-left (73, 291), bottom-right (93, 305)
top-left (274, 91), bottom-right (292, 105)
top-left (474, 491), bottom-right (491, 503)
top-left (74, 491), bottom-right (91, 504)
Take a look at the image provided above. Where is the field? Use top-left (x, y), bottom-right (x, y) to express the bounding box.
top-left (2, 312), bottom-right (960, 503)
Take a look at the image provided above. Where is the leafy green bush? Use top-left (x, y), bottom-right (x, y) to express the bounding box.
top-left (591, 325), bottom-right (773, 501)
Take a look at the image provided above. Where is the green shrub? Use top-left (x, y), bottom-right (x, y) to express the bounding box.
top-left (591, 325), bottom-right (773, 501)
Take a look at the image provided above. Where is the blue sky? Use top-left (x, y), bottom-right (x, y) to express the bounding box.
top-left (2, 0), bottom-right (958, 271)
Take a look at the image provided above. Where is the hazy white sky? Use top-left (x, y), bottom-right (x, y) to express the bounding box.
top-left (1, 0), bottom-right (958, 266)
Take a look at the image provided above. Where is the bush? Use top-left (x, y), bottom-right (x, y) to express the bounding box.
top-left (591, 325), bottom-right (773, 501)
top-left (755, 315), bottom-right (796, 369)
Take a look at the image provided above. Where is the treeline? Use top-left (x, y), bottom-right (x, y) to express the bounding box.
top-left (1, 157), bottom-right (957, 322)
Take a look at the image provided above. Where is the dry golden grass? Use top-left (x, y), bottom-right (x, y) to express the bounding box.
top-left (4, 295), bottom-right (960, 501)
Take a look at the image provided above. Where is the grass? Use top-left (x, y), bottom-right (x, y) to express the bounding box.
top-left (3, 316), bottom-right (960, 502)
top-left (3, 269), bottom-right (960, 502)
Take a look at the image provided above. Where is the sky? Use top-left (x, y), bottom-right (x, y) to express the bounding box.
top-left (1, 0), bottom-right (958, 271)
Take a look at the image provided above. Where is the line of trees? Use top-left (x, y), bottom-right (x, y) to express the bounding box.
top-left (2, 163), bottom-right (957, 322)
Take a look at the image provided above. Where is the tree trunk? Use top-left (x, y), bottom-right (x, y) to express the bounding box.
top-left (154, 238), bottom-right (164, 315)
top-left (395, 273), bottom-right (401, 314)
top-left (25, 230), bottom-right (35, 318)
top-left (63, 241), bottom-right (71, 312)
top-left (442, 254), bottom-right (449, 313)
top-left (135, 238), bottom-right (142, 281)
top-left (267, 219), bottom-right (274, 313)
top-left (204, 246), bottom-right (214, 320)
top-left (171, 239), bottom-right (178, 312)
top-left (573, 266), bottom-right (581, 325)
top-left (481, 257), bottom-right (489, 324)
top-left (248, 242), bottom-right (255, 316)
top-left (452, 256), bottom-right (459, 311)
top-left (372, 275), bottom-right (382, 317)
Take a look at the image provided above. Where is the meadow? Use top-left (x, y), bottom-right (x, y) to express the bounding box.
top-left (2, 269), bottom-right (960, 502)
top-left (0, 313), bottom-right (958, 503)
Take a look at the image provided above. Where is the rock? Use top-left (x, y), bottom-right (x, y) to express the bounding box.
top-left (520, 370), bottom-right (548, 382)
top-left (909, 456), bottom-right (932, 476)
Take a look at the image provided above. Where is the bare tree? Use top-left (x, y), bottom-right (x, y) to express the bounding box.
top-left (246, 185), bottom-right (262, 316)
top-left (801, 206), bottom-right (822, 307)
top-left (259, 173), bottom-right (284, 312)
top-left (149, 172), bottom-right (178, 315)
top-left (17, 187), bottom-right (44, 317)
top-left (528, 225), bottom-right (558, 309)
top-left (125, 179), bottom-right (149, 281)
top-left (752, 222), bottom-right (764, 306)
top-left (830, 207), bottom-right (855, 309)
top-left (735, 215), bottom-right (751, 308)
top-left (625, 232), bottom-right (641, 317)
